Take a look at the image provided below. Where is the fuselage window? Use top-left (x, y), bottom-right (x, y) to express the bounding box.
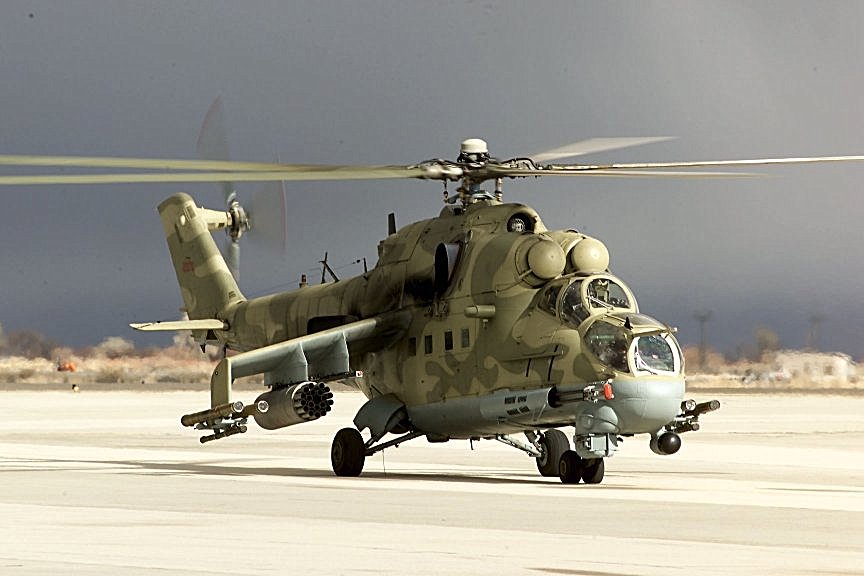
top-left (424, 334), bottom-right (433, 355)
top-left (461, 327), bottom-right (470, 348)
top-left (444, 330), bottom-right (454, 351)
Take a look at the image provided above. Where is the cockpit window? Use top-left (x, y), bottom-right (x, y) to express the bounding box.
top-left (585, 321), bottom-right (629, 372)
top-left (539, 283), bottom-right (562, 316)
top-left (634, 335), bottom-right (677, 374)
top-left (587, 278), bottom-right (630, 309)
top-left (560, 281), bottom-right (589, 327)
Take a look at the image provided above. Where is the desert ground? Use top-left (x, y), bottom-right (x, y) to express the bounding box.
top-left (1, 388), bottom-right (863, 575)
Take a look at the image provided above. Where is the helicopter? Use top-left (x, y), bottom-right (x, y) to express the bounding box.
top-left (2, 138), bottom-right (862, 484)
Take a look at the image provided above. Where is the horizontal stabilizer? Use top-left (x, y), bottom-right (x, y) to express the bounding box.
top-left (130, 319), bottom-right (227, 332)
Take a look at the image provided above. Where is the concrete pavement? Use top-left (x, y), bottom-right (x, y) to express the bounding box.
top-left (1, 390), bottom-right (863, 575)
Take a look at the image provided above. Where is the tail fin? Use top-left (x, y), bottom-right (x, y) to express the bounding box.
top-left (158, 193), bottom-right (244, 319)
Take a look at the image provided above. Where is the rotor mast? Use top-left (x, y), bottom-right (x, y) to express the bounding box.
top-left (452, 138), bottom-right (503, 206)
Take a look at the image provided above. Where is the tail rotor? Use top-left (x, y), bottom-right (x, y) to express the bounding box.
top-left (197, 97), bottom-right (287, 284)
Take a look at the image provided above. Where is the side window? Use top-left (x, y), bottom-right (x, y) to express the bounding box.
top-left (444, 331), bottom-right (453, 351)
top-left (424, 334), bottom-right (433, 355)
top-left (539, 284), bottom-right (562, 316)
top-left (461, 327), bottom-right (470, 348)
top-left (561, 281), bottom-right (588, 327)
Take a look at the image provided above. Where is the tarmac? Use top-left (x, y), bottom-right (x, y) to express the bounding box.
top-left (1, 389), bottom-right (863, 575)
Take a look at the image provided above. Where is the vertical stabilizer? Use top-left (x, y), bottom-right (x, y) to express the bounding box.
top-left (158, 193), bottom-right (244, 319)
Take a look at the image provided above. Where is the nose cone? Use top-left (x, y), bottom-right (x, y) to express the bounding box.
top-left (575, 377), bottom-right (684, 435)
top-left (612, 377), bottom-right (685, 433)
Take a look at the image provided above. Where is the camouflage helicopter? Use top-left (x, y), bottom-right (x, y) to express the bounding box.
top-left (2, 139), bottom-right (862, 484)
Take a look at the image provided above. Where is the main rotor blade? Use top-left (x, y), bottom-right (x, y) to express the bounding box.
top-left (0, 165), bottom-right (430, 185)
top-left (0, 154), bottom-right (295, 171)
top-left (544, 155), bottom-right (864, 171)
top-left (530, 137), bottom-right (675, 163)
top-left (486, 165), bottom-right (757, 179)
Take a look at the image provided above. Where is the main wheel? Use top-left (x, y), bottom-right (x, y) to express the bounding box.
top-left (331, 428), bottom-right (366, 476)
top-left (535, 429), bottom-right (570, 477)
top-left (558, 450), bottom-right (583, 484)
top-left (580, 458), bottom-right (605, 484)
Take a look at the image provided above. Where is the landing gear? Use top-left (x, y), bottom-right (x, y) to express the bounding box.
top-left (331, 428), bottom-right (365, 476)
top-left (558, 450), bottom-right (605, 484)
top-left (558, 450), bottom-right (583, 484)
top-left (535, 429), bottom-right (570, 477)
top-left (580, 458), bottom-right (605, 484)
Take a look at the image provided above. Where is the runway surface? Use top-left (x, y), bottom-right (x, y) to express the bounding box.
top-left (1, 389), bottom-right (863, 575)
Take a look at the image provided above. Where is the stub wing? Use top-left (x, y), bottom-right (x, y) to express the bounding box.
top-left (130, 319), bottom-right (228, 331)
top-left (208, 310), bottom-right (411, 407)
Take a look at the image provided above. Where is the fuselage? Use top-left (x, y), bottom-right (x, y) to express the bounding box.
top-left (214, 199), bottom-right (686, 438)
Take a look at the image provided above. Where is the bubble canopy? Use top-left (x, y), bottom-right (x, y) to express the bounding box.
top-left (538, 274), bottom-right (638, 328)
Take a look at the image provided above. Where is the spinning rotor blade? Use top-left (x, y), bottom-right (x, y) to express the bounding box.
top-left (226, 239), bottom-right (240, 282)
top-left (196, 96), bottom-right (238, 205)
top-left (482, 155), bottom-right (864, 180)
top-left (247, 181), bottom-right (290, 257)
top-left (543, 155), bottom-right (864, 171)
top-left (3, 147), bottom-right (864, 186)
top-left (529, 137), bottom-right (674, 163)
top-left (0, 165), bottom-right (431, 185)
top-left (0, 154), bottom-right (292, 171)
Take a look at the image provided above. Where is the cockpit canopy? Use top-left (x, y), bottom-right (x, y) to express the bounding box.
top-left (539, 274), bottom-right (637, 329)
top-left (538, 275), bottom-right (681, 375)
top-left (583, 314), bottom-right (682, 375)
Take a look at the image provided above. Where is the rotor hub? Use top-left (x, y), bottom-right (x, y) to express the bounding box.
top-left (227, 200), bottom-right (249, 241)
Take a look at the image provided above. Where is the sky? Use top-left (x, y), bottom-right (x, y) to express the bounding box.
top-left (1, 1), bottom-right (862, 359)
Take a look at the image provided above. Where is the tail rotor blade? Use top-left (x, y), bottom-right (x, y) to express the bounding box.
top-left (226, 239), bottom-right (240, 282)
top-left (196, 96), bottom-right (236, 203)
top-left (247, 180), bottom-right (289, 258)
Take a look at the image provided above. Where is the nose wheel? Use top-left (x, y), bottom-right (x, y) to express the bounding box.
top-left (558, 450), bottom-right (606, 484)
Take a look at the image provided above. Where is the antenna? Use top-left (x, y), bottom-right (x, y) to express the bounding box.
top-left (320, 252), bottom-right (339, 283)
top-left (693, 310), bottom-right (713, 370)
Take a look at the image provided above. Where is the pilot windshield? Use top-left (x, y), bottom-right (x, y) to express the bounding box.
top-left (560, 280), bottom-right (588, 327)
top-left (584, 320), bottom-right (629, 372)
top-left (558, 276), bottom-right (633, 329)
top-left (586, 278), bottom-right (630, 309)
top-left (634, 334), bottom-right (677, 373)
top-left (583, 313), bottom-right (681, 375)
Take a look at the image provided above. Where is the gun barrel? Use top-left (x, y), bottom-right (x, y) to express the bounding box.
top-left (181, 400), bottom-right (245, 427)
top-left (199, 423), bottom-right (247, 444)
top-left (692, 400), bottom-right (721, 415)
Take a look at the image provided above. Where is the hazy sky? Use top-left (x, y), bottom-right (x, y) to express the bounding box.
top-left (1, 1), bottom-right (862, 358)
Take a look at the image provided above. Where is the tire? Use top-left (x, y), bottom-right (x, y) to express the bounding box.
top-left (580, 458), bottom-right (605, 484)
top-left (331, 428), bottom-right (366, 477)
top-left (535, 429), bottom-right (570, 477)
top-left (558, 450), bottom-right (583, 484)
